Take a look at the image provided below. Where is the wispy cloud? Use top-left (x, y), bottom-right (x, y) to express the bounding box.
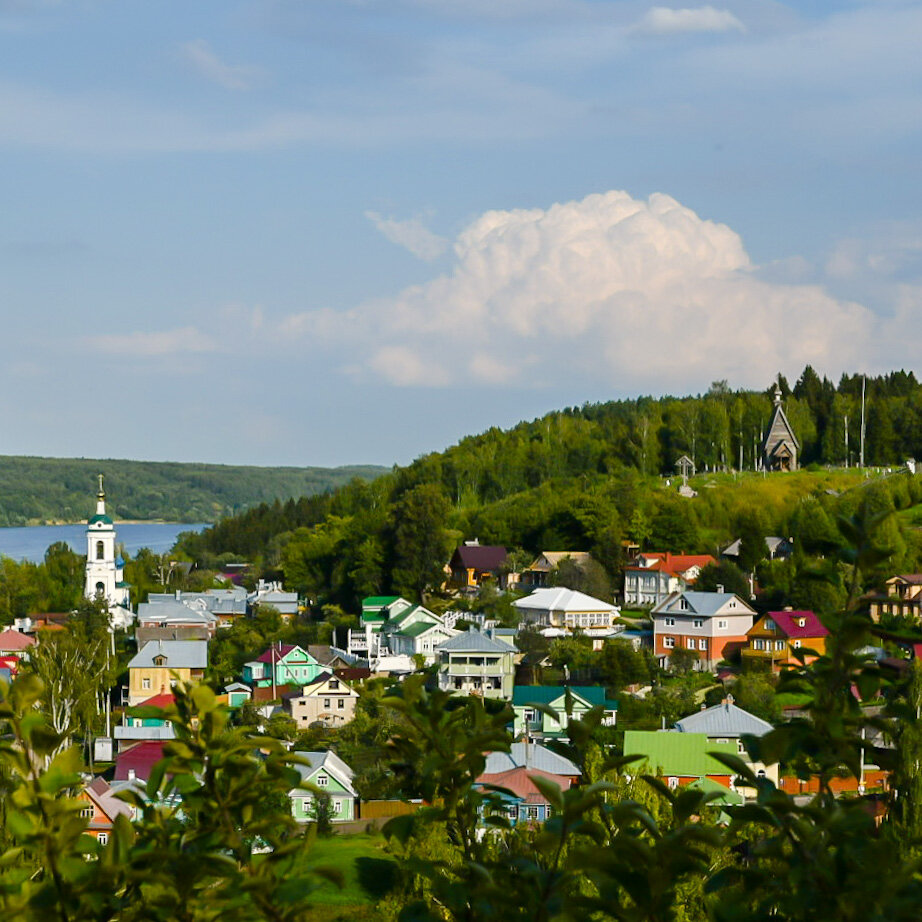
top-left (365, 210), bottom-right (448, 261)
top-left (636, 6), bottom-right (745, 36)
top-left (180, 39), bottom-right (260, 91)
top-left (89, 326), bottom-right (220, 356)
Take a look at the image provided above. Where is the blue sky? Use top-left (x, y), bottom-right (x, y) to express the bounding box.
top-left (1, 0), bottom-right (920, 467)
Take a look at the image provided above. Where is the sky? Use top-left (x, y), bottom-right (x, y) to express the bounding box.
top-left (1, 0), bottom-right (921, 468)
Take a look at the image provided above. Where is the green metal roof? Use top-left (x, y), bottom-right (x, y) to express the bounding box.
top-left (88, 514), bottom-right (113, 525)
top-left (512, 685), bottom-right (618, 710)
top-left (622, 731), bottom-right (737, 777)
top-left (400, 620), bottom-right (443, 638)
top-left (362, 595), bottom-right (401, 608)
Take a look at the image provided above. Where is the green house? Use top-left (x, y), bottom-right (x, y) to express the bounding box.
top-left (512, 686), bottom-right (618, 739)
top-left (242, 644), bottom-right (323, 688)
top-left (289, 750), bottom-right (357, 824)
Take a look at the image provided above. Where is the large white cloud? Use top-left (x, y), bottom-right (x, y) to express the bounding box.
top-left (294, 190), bottom-right (874, 390)
top-left (636, 6), bottom-right (745, 36)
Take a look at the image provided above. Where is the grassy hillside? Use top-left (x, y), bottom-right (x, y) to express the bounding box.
top-left (0, 456), bottom-right (387, 525)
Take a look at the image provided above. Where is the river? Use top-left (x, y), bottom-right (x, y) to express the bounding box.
top-left (0, 523), bottom-right (208, 563)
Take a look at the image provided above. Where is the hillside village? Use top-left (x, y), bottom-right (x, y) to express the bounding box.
top-left (3, 383), bottom-right (922, 917)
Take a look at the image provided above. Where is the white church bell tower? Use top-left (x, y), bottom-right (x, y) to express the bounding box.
top-left (84, 474), bottom-right (130, 607)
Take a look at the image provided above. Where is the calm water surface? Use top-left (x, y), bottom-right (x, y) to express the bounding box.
top-left (0, 523), bottom-right (207, 563)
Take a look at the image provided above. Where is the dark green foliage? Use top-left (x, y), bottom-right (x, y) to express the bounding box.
top-left (696, 560), bottom-right (750, 598)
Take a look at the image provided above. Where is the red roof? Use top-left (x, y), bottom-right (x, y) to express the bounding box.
top-left (766, 610), bottom-right (828, 639)
top-left (255, 644), bottom-right (299, 664)
top-left (114, 741), bottom-right (165, 782)
top-left (137, 693), bottom-right (176, 709)
top-left (625, 553), bottom-right (716, 579)
top-left (477, 767), bottom-right (573, 804)
top-left (451, 545), bottom-right (508, 572)
top-left (0, 630), bottom-right (35, 651)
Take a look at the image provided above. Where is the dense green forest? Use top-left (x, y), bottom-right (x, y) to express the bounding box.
top-left (0, 456), bottom-right (386, 525)
top-left (175, 367), bottom-right (922, 613)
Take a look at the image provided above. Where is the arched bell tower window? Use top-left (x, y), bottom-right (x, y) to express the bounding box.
top-left (96, 541), bottom-right (105, 561)
top-left (95, 582), bottom-right (105, 597)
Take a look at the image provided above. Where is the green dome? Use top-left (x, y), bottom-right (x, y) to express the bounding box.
top-left (89, 514), bottom-right (113, 525)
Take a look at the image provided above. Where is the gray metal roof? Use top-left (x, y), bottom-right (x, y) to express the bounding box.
top-left (138, 602), bottom-right (218, 625)
top-left (674, 701), bottom-right (773, 737)
top-left (436, 628), bottom-right (516, 654)
top-left (128, 640), bottom-right (209, 670)
top-left (291, 750), bottom-right (356, 794)
top-left (483, 743), bottom-right (581, 776)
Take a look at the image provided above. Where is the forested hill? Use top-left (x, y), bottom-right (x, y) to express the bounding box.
top-left (176, 367), bottom-right (922, 611)
top-left (0, 457), bottom-right (387, 525)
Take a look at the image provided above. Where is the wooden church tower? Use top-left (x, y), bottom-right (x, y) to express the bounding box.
top-left (762, 382), bottom-right (799, 471)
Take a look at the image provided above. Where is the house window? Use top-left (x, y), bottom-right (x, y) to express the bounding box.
top-left (698, 639), bottom-right (707, 651)
top-left (717, 620), bottom-right (728, 630)
top-left (793, 640), bottom-right (802, 649)
top-left (329, 680), bottom-right (339, 689)
top-left (80, 806), bottom-right (94, 818)
top-left (679, 598), bottom-right (689, 611)
top-left (506, 805), bottom-right (518, 820)
top-left (98, 833), bottom-right (108, 845)
top-left (754, 639), bottom-right (764, 651)
top-left (664, 637), bottom-right (675, 649)
top-left (798, 619), bottom-right (806, 628)
top-left (526, 806), bottom-right (540, 820)
top-left (142, 678), bottom-right (151, 690)
top-left (693, 619), bottom-right (703, 628)
top-left (316, 775), bottom-right (328, 787)
top-left (323, 699), bottom-right (331, 709)
top-left (664, 617), bottom-right (675, 627)
top-left (331, 800), bottom-right (342, 814)
top-left (667, 777), bottom-right (679, 790)
top-left (776, 641), bottom-right (785, 650)
top-left (764, 619), bottom-right (775, 631)
top-left (686, 638), bottom-right (696, 649)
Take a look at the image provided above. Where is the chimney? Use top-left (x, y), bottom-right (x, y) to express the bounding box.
top-left (175, 589), bottom-right (181, 601)
top-left (128, 769), bottom-right (136, 781)
top-left (716, 584), bottom-right (724, 594)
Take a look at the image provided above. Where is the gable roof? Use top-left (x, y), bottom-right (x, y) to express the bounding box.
top-left (625, 553), bottom-right (716, 578)
top-left (255, 644), bottom-right (318, 665)
top-left (674, 701), bottom-right (773, 737)
top-left (476, 766), bottom-right (573, 803)
top-left (512, 685), bottom-right (618, 710)
top-left (653, 591), bottom-right (755, 618)
top-left (82, 777), bottom-right (134, 824)
top-left (114, 741), bottom-right (165, 781)
top-left (623, 731), bottom-right (737, 777)
top-left (0, 630), bottom-right (36, 651)
top-left (451, 544), bottom-right (508, 572)
top-left (137, 601), bottom-right (218, 626)
top-left (483, 743), bottom-right (582, 777)
top-left (527, 551), bottom-right (594, 573)
top-left (291, 750), bottom-right (356, 794)
top-left (436, 627), bottom-right (516, 654)
top-left (761, 610), bottom-right (829, 639)
top-left (513, 587), bottom-right (617, 614)
top-left (128, 641), bottom-right (208, 670)
top-left (136, 693), bottom-right (176, 710)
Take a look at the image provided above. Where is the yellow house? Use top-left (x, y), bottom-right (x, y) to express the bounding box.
top-left (126, 640), bottom-right (208, 706)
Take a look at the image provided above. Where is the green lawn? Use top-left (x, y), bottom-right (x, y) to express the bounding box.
top-left (302, 833), bottom-right (399, 909)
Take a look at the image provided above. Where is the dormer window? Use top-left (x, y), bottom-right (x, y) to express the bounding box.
top-left (679, 598), bottom-right (689, 611)
top-left (153, 655), bottom-right (167, 667)
top-left (798, 618), bottom-right (806, 628)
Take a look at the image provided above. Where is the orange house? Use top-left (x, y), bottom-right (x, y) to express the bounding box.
top-left (743, 610), bottom-right (828, 673)
top-left (78, 778), bottom-right (135, 844)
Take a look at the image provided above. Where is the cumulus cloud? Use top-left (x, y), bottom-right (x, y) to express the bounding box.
top-left (365, 211), bottom-right (449, 261)
top-left (296, 190), bottom-right (874, 390)
top-left (637, 6), bottom-right (745, 35)
top-left (180, 39), bottom-right (259, 90)
top-left (89, 326), bottom-right (220, 356)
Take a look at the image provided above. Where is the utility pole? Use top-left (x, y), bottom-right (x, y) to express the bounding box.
top-left (844, 413), bottom-right (849, 468)
top-left (860, 375), bottom-right (867, 469)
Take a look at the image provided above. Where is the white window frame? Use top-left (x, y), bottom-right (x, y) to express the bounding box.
top-left (686, 638), bottom-right (696, 649)
top-left (316, 775), bottom-right (328, 787)
top-left (698, 639), bottom-right (707, 651)
top-left (664, 637), bottom-right (675, 649)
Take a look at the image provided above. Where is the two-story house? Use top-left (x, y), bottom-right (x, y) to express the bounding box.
top-left (623, 730), bottom-right (738, 790)
top-left (242, 643), bottom-right (323, 690)
top-left (436, 627), bottom-right (517, 699)
top-left (742, 610), bottom-right (829, 672)
top-left (623, 553), bottom-right (716, 608)
top-left (520, 552), bottom-right (595, 588)
top-left (652, 591), bottom-right (756, 670)
top-left (868, 575), bottom-right (922, 621)
top-left (78, 777), bottom-right (136, 845)
top-left (447, 541), bottom-right (509, 591)
top-left (289, 751), bottom-right (357, 824)
top-left (126, 640), bottom-right (208, 706)
top-left (512, 686), bottom-right (618, 740)
top-left (285, 672), bottom-right (360, 728)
